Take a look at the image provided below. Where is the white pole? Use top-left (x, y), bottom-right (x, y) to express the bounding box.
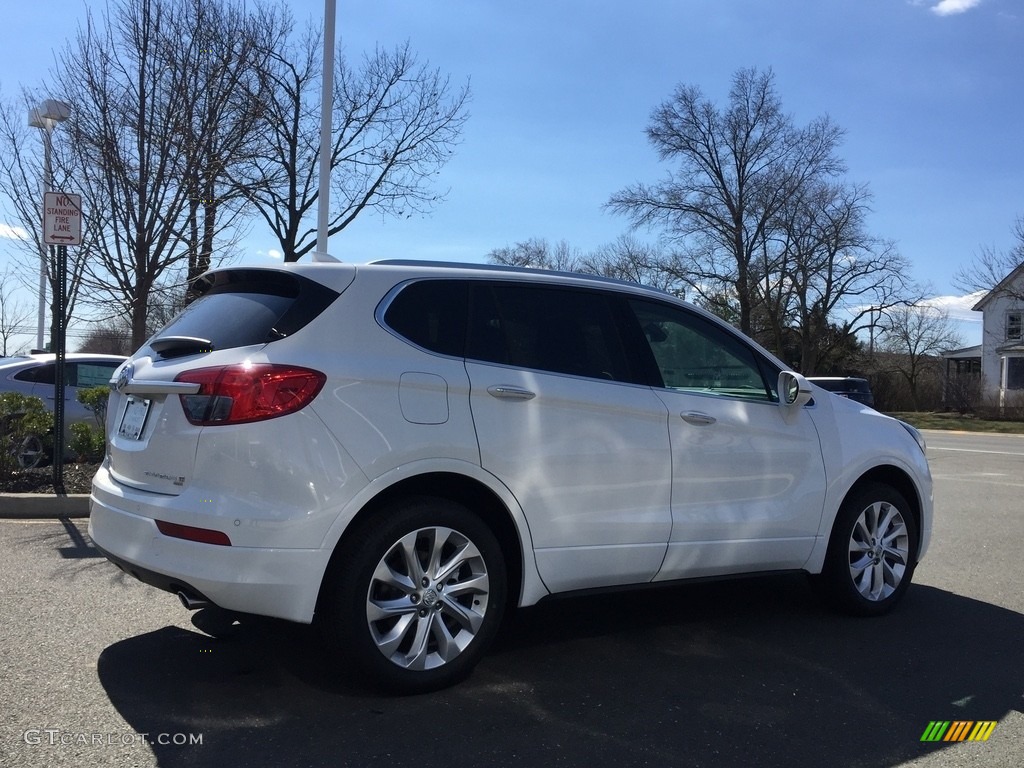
top-left (314, 0), bottom-right (337, 261)
top-left (36, 124), bottom-right (53, 351)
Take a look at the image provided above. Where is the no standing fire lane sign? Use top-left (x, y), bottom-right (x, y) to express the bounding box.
top-left (43, 191), bottom-right (82, 246)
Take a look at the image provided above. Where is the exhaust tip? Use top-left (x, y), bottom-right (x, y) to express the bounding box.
top-left (177, 589), bottom-right (210, 611)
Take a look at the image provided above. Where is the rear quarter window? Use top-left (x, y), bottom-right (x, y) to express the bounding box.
top-left (383, 280), bottom-right (468, 357)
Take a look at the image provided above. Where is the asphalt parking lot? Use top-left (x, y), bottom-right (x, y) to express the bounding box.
top-left (1, 430), bottom-right (1022, 768)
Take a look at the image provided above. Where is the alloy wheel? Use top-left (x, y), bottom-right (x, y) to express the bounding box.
top-left (847, 500), bottom-right (910, 602)
top-left (366, 526), bottom-right (491, 671)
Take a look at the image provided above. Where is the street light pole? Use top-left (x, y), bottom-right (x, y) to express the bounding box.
top-left (29, 99), bottom-right (71, 351)
top-left (313, 0), bottom-right (337, 262)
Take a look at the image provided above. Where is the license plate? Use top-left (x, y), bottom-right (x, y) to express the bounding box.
top-left (117, 396), bottom-right (151, 440)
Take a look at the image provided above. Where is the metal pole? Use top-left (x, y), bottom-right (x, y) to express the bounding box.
top-left (36, 125), bottom-right (52, 351)
top-left (314, 0), bottom-right (337, 261)
top-left (52, 243), bottom-right (67, 495)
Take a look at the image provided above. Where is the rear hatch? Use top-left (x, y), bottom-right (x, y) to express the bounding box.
top-left (106, 266), bottom-right (348, 495)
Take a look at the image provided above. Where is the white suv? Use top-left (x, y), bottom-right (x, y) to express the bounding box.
top-left (89, 260), bottom-right (932, 691)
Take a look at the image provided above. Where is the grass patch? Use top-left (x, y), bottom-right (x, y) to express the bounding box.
top-left (886, 412), bottom-right (1024, 434)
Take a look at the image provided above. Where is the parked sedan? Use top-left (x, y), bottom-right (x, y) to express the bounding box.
top-left (1, 353), bottom-right (126, 467)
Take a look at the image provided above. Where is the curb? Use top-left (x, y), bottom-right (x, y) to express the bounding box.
top-left (0, 493), bottom-right (90, 519)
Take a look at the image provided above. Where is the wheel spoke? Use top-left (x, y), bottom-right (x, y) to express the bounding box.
top-left (371, 557), bottom-right (415, 595)
top-left (849, 553), bottom-right (873, 574)
top-left (441, 595), bottom-right (485, 633)
top-left (403, 612), bottom-right (435, 670)
top-left (876, 503), bottom-right (900, 537)
top-left (443, 571), bottom-right (489, 600)
top-left (373, 613), bottom-right (416, 658)
top-left (397, 533), bottom-right (427, 584)
top-left (429, 614), bottom-right (461, 662)
top-left (434, 539), bottom-right (476, 584)
top-left (367, 596), bottom-right (416, 623)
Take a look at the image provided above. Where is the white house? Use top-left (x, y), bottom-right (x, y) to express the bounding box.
top-left (972, 262), bottom-right (1024, 408)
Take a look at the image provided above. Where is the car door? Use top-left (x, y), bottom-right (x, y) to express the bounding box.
top-left (624, 298), bottom-right (828, 581)
top-left (465, 282), bottom-right (672, 593)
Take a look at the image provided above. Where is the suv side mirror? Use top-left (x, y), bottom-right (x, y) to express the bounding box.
top-left (779, 371), bottom-right (813, 407)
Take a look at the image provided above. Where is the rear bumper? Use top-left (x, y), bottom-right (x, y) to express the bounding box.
top-left (88, 490), bottom-right (331, 624)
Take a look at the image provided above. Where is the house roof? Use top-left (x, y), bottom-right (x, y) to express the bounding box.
top-left (941, 345), bottom-right (982, 360)
top-left (972, 261), bottom-right (1024, 311)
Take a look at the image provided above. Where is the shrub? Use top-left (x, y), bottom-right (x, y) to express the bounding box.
top-left (72, 385), bottom-right (112, 464)
top-left (69, 422), bottom-right (106, 464)
top-left (77, 385), bottom-right (111, 429)
top-left (0, 393), bottom-right (54, 474)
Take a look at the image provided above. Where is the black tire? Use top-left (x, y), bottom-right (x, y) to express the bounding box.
top-left (817, 482), bottom-right (918, 616)
top-left (319, 496), bottom-right (507, 693)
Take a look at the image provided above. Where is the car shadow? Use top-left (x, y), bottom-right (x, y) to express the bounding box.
top-left (96, 575), bottom-right (1023, 767)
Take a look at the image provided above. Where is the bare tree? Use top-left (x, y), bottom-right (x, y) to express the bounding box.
top-left (773, 181), bottom-right (914, 374)
top-left (954, 214), bottom-right (1024, 300)
top-left (608, 67), bottom-right (845, 335)
top-left (579, 235), bottom-right (683, 296)
top-left (162, 1), bottom-right (284, 289)
top-left (235, 32), bottom-right (470, 261)
top-left (487, 238), bottom-right (582, 271)
top-left (62, 0), bottom-right (276, 348)
top-left (0, 269), bottom-right (32, 355)
top-left (878, 304), bottom-right (964, 410)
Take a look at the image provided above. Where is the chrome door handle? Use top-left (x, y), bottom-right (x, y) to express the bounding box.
top-left (487, 385), bottom-right (536, 401)
top-left (681, 411), bottom-right (716, 426)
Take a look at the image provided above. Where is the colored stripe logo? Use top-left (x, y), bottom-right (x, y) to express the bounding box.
top-left (920, 721), bottom-right (997, 742)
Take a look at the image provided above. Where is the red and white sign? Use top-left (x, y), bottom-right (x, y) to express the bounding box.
top-left (43, 191), bottom-right (82, 246)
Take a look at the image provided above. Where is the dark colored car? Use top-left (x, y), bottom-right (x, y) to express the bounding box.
top-left (808, 377), bottom-right (874, 408)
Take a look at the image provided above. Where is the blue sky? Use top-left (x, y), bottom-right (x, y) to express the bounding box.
top-left (2, 0), bottom-right (1023, 348)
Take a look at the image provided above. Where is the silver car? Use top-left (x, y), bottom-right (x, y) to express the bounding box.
top-left (1, 352), bottom-right (126, 467)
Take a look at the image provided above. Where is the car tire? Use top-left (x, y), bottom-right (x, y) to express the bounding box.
top-left (818, 482), bottom-right (918, 616)
top-left (319, 496), bottom-right (507, 693)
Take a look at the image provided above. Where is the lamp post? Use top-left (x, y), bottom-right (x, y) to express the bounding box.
top-left (313, 0), bottom-right (337, 262)
top-left (28, 99), bottom-right (72, 351)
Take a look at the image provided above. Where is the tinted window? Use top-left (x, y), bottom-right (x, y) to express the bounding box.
top-left (384, 280), bottom-right (468, 357)
top-left (151, 270), bottom-right (338, 357)
top-left (14, 364), bottom-right (54, 384)
top-left (629, 299), bottom-right (773, 401)
top-left (468, 283), bottom-right (635, 383)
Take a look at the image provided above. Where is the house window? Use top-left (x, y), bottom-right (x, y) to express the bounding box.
top-left (1007, 357), bottom-right (1024, 391)
top-left (1007, 312), bottom-right (1022, 341)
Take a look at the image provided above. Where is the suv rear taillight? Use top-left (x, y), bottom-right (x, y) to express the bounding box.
top-left (175, 364), bottom-right (326, 426)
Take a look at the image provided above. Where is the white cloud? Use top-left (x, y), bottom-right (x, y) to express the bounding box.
top-left (0, 223), bottom-right (29, 240)
top-left (930, 0), bottom-right (983, 16)
top-left (917, 292), bottom-right (986, 322)
top-left (268, 249), bottom-right (282, 260)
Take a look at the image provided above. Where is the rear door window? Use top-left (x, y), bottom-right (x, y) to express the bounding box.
top-left (467, 283), bottom-right (638, 384)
